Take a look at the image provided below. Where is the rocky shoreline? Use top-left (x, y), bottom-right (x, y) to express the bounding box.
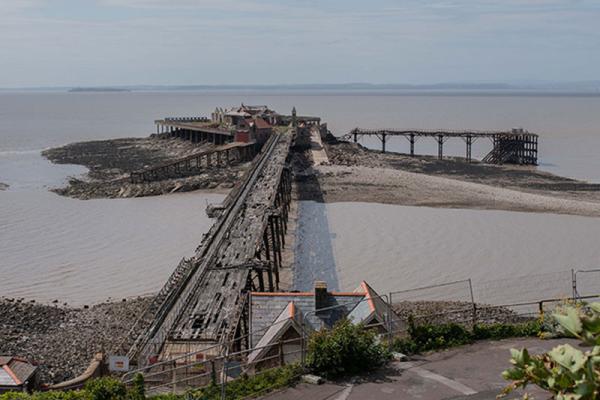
top-left (0, 296), bottom-right (153, 384)
top-left (42, 135), bottom-right (249, 200)
top-left (393, 300), bottom-right (532, 329)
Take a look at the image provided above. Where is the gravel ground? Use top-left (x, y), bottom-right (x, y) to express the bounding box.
top-left (393, 300), bottom-right (532, 329)
top-left (0, 296), bottom-right (153, 384)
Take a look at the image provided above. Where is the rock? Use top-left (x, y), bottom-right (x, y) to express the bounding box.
top-left (392, 352), bottom-right (409, 361)
top-left (301, 374), bottom-right (323, 385)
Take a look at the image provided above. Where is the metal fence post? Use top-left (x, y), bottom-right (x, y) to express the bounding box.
top-left (171, 360), bottom-right (176, 394)
top-left (278, 340), bottom-right (285, 367)
top-left (572, 269), bottom-right (577, 300)
top-left (221, 354), bottom-right (228, 400)
top-left (468, 279), bottom-right (477, 327)
top-left (387, 292), bottom-right (394, 350)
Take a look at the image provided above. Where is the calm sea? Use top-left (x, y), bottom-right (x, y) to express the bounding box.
top-left (1, 90), bottom-right (600, 304)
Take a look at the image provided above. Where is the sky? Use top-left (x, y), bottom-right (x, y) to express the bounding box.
top-left (0, 0), bottom-right (599, 87)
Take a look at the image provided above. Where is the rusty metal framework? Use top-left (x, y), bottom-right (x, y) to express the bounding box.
top-left (344, 128), bottom-right (538, 165)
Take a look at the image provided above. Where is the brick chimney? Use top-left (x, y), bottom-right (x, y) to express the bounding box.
top-left (314, 281), bottom-right (328, 315)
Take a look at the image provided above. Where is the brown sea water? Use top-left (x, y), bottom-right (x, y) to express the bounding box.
top-left (1, 90), bottom-right (600, 304)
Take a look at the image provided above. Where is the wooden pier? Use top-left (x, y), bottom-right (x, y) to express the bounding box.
top-left (155, 118), bottom-right (234, 145)
top-left (127, 128), bottom-right (295, 365)
top-left (129, 142), bottom-right (256, 184)
top-left (345, 128), bottom-right (538, 165)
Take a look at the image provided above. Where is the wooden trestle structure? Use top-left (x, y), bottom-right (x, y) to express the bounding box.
top-left (127, 129), bottom-right (295, 366)
top-left (346, 128), bottom-right (538, 165)
top-left (129, 142), bottom-right (256, 184)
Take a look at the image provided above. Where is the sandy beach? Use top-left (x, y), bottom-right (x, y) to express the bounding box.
top-left (310, 140), bottom-right (600, 217)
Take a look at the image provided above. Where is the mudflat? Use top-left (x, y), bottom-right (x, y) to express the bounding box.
top-left (42, 136), bottom-right (249, 199)
top-left (311, 140), bottom-right (600, 217)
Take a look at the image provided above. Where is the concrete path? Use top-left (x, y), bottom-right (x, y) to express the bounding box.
top-left (309, 127), bottom-right (329, 166)
top-left (261, 337), bottom-right (576, 400)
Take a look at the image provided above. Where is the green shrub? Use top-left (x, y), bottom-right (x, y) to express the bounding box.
top-left (84, 378), bottom-right (127, 400)
top-left (305, 319), bottom-right (391, 378)
top-left (392, 320), bottom-right (543, 355)
top-left (0, 390), bottom-right (88, 400)
top-left (473, 320), bottom-right (541, 341)
top-left (127, 374), bottom-right (145, 400)
top-left (501, 303), bottom-right (600, 399)
top-left (186, 364), bottom-right (302, 400)
top-left (408, 323), bottom-right (473, 352)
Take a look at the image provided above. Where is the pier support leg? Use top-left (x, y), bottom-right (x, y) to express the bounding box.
top-left (263, 232), bottom-right (274, 292)
top-left (466, 135), bottom-right (472, 163)
top-left (381, 133), bottom-right (386, 153)
top-left (437, 135), bottom-right (444, 160)
top-left (353, 132), bottom-right (358, 143)
top-left (269, 216), bottom-right (280, 290)
top-left (410, 134), bottom-right (415, 156)
top-left (257, 268), bottom-right (265, 292)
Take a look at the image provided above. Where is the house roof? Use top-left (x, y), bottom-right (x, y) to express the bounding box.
top-left (250, 281), bottom-right (404, 352)
top-left (0, 357), bottom-right (37, 387)
top-left (247, 302), bottom-right (305, 364)
top-left (250, 291), bottom-right (365, 347)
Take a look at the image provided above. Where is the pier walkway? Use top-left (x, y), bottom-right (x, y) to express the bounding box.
top-left (126, 129), bottom-right (294, 366)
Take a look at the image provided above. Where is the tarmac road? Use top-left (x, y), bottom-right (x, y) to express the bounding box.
top-left (260, 337), bottom-right (578, 400)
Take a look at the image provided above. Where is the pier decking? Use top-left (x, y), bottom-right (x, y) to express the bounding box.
top-left (128, 128), bottom-right (295, 365)
top-left (345, 128), bottom-right (538, 165)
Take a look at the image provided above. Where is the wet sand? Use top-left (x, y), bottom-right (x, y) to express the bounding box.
top-left (314, 140), bottom-right (600, 217)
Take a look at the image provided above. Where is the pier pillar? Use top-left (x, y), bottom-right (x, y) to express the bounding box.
top-left (262, 232), bottom-right (274, 292)
top-left (410, 134), bottom-right (415, 156)
top-left (381, 133), bottom-right (387, 153)
top-left (156, 124), bottom-right (159, 135)
top-left (466, 135), bottom-right (472, 162)
top-left (257, 268), bottom-right (265, 293)
top-left (437, 135), bottom-right (444, 160)
top-left (353, 132), bottom-right (358, 143)
top-left (269, 216), bottom-right (280, 289)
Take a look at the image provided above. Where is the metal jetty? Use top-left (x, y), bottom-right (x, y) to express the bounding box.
top-left (344, 128), bottom-right (538, 165)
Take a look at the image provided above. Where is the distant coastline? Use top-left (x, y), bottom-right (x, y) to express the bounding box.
top-left (68, 87), bottom-right (131, 93)
top-left (0, 81), bottom-right (599, 94)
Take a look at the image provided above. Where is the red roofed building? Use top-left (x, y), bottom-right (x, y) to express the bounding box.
top-left (248, 117), bottom-right (273, 144)
top-left (0, 356), bottom-right (39, 393)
